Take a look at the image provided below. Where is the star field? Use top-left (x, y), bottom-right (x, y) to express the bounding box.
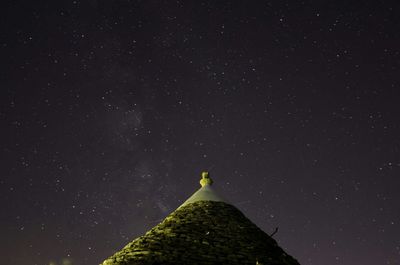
top-left (1, 1), bottom-right (400, 264)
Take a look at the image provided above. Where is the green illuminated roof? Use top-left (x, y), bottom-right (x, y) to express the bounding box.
top-left (101, 172), bottom-right (300, 265)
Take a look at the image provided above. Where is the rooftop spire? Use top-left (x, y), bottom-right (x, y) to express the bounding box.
top-left (200, 171), bottom-right (213, 187)
top-left (178, 171), bottom-right (225, 208)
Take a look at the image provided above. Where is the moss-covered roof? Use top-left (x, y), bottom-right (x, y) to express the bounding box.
top-left (101, 201), bottom-right (300, 265)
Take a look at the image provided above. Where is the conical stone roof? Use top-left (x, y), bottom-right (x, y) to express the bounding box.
top-left (101, 172), bottom-right (300, 265)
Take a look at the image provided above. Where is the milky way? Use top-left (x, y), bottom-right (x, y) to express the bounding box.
top-left (1, 1), bottom-right (399, 264)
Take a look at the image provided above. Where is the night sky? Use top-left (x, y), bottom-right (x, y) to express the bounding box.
top-left (1, 1), bottom-right (400, 264)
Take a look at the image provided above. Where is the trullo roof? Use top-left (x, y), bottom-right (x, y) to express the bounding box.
top-left (101, 172), bottom-right (300, 265)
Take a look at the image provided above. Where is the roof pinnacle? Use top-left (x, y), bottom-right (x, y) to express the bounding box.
top-left (200, 171), bottom-right (213, 187)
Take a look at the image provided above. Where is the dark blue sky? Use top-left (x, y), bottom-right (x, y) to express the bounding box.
top-left (1, 1), bottom-right (399, 264)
